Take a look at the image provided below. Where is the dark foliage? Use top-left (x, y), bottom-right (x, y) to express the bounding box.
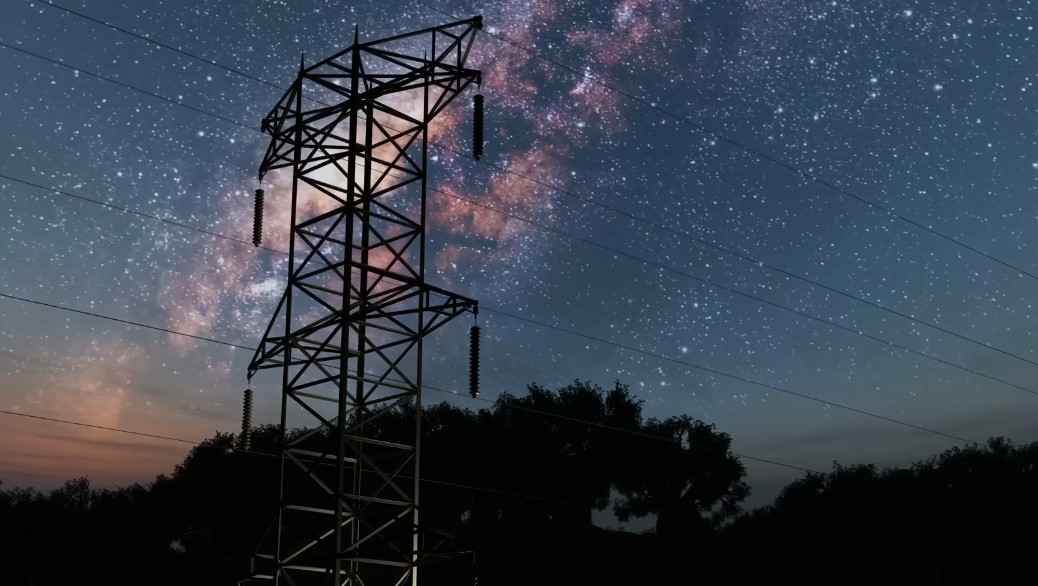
top-left (5, 381), bottom-right (1034, 584)
top-left (722, 437), bottom-right (1038, 584)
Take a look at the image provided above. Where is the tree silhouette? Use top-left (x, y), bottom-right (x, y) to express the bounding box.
top-left (0, 379), bottom-right (861, 584)
top-left (614, 414), bottom-right (749, 537)
top-left (361, 380), bottom-right (663, 531)
top-left (723, 436), bottom-right (1038, 584)
top-left (487, 381), bottom-right (635, 525)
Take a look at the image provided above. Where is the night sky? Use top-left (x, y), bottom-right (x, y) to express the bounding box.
top-left (1, 0), bottom-right (1036, 517)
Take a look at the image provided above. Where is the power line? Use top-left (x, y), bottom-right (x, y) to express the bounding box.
top-left (0, 173), bottom-right (281, 254)
top-left (0, 287), bottom-right (982, 448)
top-left (0, 408), bottom-right (585, 506)
top-left (425, 384), bottom-right (823, 474)
top-left (8, 169), bottom-right (1038, 409)
top-left (33, 0), bottom-right (288, 94)
top-left (10, 146), bottom-right (1038, 398)
top-left (437, 189), bottom-right (1038, 387)
top-left (484, 307), bottom-right (981, 446)
top-left (11, 11), bottom-right (1038, 382)
top-left (0, 264), bottom-right (818, 475)
top-left (414, 1), bottom-right (1038, 284)
top-left (0, 289), bottom-right (823, 473)
top-left (9, 164), bottom-right (1038, 395)
top-left (0, 291), bottom-right (254, 351)
top-left (428, 162), bottom-right (1038, 388)
top-left (30, 0), bottom-right (340, 117)
top-left (4, 2), bottom-right (993, 510)
top-left (0, 15), bottom-right (998, 444)
top-left (9, 19), bottom-right (1038, 392)
top-left (2, 160), bottom-right (1029, 435)
top-left (1, 340), bottom-right (823, 479)
top-left (0, 408), bottom-right (196, 444)
top-left (0, 178), bottom-right (1013, 448)
top-left (0, 41), bottom-right (261, 133)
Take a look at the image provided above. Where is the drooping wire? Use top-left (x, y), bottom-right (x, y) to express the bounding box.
top-left (8, 38), bottom-right (1038, 381)
top-left (252, 188), bottom-right (264, 247)
top-left (472, 91), bottom-right (484, 161)
top-left (0, 296), bottom-right (829, 474)
top-left (469, 324), bottom-right (480, 398)
top-left (241, 385), bottom-right (254, 451)
top-left (9, 173), bottom-right (1038, 399)
top-left (18, 4), bottom-right (1038, 326)
top-left (0, 25), bottom-right (1017, 448)
top-left (0, 408), bottom-right (589, 506)
top-left (0, 271), bottom-right (998, 447)
top-left (0, 41), bottom-right (262, 133)
top-left (413, 0), bottom-right (1038, 284)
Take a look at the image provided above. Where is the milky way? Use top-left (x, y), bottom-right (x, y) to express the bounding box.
top-left (1, 0), bottom-right (1036, 511)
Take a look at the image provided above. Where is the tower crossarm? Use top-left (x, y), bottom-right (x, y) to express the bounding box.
top-left (258, 17), bottom-right (482, 181)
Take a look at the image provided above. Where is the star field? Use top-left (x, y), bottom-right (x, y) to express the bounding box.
top-left (1, 0), bottom-right (1036, 510)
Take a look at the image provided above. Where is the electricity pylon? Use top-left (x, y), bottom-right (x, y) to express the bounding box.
top-left (246, 16), bottom-right (483, 585)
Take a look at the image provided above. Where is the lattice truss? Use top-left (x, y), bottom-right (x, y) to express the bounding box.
top-left (247, 17), bottom-right (483, 586)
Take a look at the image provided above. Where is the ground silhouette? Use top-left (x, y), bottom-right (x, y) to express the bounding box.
top-left (2, 382), bottom-right (1036, 584)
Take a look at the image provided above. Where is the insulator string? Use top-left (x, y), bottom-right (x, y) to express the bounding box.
top-left (241, 386), bottom-right (253, 451)
top-left (253, 188), bottom-right (264, 247)
top-left (472, 93), bottom-right (484, 160)
top-left (469, 325), bottom-right (480, 398)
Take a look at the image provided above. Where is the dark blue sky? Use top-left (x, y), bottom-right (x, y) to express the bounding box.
top-left (1, 0), bottom-right (1036, 513)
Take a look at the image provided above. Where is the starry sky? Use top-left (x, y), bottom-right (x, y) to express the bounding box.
top-left (1, 0), bottom-right (1036, 515)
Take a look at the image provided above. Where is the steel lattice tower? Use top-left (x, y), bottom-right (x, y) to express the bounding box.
top-left (247, 17), bottom-right (483, 586)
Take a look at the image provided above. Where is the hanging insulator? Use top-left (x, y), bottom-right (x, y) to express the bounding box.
top-left (472, 93), bottom-right (484, 161)
top-left (253, 188), bottom-right (264, 247)
top-left (241, 387), bottom-right (253, 451)
top-left (469, 325), bottom-right (480, 398)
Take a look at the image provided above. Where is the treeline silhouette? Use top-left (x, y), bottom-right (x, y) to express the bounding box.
top-left (1, 381), bottom-right (1035, 585)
